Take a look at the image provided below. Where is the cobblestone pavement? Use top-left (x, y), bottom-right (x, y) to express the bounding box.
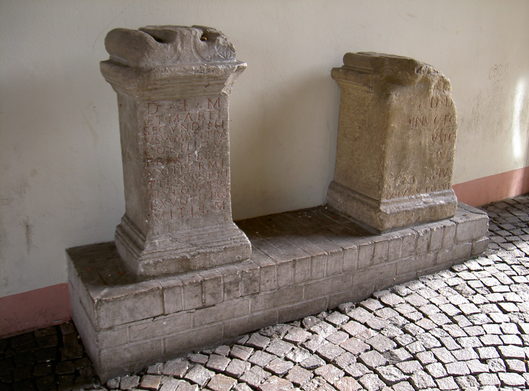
top-left (2, 195), bottom-right (529, 391)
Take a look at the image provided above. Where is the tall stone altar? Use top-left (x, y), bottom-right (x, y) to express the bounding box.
top-left (100, 26), bottom-right (251, 276)
top-left (327, 52), bottom-right (458, 233)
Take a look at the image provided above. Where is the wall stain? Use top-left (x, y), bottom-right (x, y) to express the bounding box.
top-left (23, 217), bottom-right (33, 254)
top-left (81, 108), bottom-right (98, 145)
top-left (489, 63), bottom-right (509, 82)
top-left (0, 178), bottom-right (29, 289)
top-left (0, 223), bottom-right (6, 290)
top-left (464, 63), bottom-right (511, 139)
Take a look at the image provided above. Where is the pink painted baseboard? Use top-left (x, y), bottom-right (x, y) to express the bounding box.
top-left (0, 283), bottom-right (70, 338)
top-left (453, 166), bottom-right (529, 207)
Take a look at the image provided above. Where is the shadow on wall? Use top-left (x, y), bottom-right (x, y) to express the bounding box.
top-left (231, 70), bottom-right (339, 220)
top-left (511, 78), bottom-right (528, 164)
top-left (454, 76), bottom-right (529, 206)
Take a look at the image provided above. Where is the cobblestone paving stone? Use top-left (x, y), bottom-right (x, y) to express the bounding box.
top-left (2, 195), bottom-right (529, 390)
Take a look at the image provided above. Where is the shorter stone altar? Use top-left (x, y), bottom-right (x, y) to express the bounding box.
top-left (327, 52), bottom-right (458, 233)
top-left (68, 31), bottom-right (489, 381)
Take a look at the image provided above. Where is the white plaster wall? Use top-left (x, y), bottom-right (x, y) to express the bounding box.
top-left (1, 0), bottom-right (529, 296)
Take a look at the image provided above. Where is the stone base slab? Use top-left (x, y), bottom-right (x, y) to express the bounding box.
top-left (327, 180), bottom-right (458, 233)
top-left (115, 219), bottom-right (251, 276)
top-left (68, 203), bottom-right (488, 381)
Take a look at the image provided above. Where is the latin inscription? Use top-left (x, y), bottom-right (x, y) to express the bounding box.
top-left (141, 96), bottom-right (231, 233)
top-left (407, 96), bottom-right (455, 133)
top-left (388, 93), bottom-right (456, 198)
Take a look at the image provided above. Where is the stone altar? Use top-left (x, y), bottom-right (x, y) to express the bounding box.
top-left (68, 39), bottom-right (488, 381)
top-left (327, 52), bottom-right (458, 233)
top-left (100, 25), bottom-right (251, 276)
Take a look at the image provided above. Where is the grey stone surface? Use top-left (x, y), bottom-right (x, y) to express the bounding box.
top-left (184, 365), bottom-right (213, 387)
top-left (207, 374), bottom-right (236, 391)
top-left (101, 25), bottom-right (251, 276)
top-left (140, 374), bottom-right (162, 390)
top-left (119, 375), bottom-right (140, 389)
top-left (327, 52), bottom-right (458, 232)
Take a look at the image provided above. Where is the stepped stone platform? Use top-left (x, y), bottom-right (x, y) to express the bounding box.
top-left (68, 203), bottom-right (488, 380)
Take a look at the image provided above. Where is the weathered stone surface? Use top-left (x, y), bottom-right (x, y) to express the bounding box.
top-left (327, 52), bottom-right (458, 232)
top-left (104, 26), bottom-right (236, 68)
top-left (286, 365), bottom-right (313, 386)
top-left (140, 374), bottom-right (162, 390)
top-left (101, 25), bottom-right (250, 276)
top-left (184, 364), bottom-right (213, 386)
top-left (207, 374), bottom-right (237, 391)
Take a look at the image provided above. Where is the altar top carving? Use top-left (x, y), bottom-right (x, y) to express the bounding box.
top-left (104, 25), bottom-right (239, 68)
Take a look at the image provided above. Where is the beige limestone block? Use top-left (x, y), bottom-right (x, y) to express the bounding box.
top-left (327, 52), bottom-right (458, 232)
top-left (100, 26), bottom-right (251, 276)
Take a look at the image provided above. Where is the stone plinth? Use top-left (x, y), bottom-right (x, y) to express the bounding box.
top-left (100, 26), bottom-right (251, 276)
top-left (69, 203), bottom-right (488, 380)
top-left (327, 52), bottom-right (458, 233)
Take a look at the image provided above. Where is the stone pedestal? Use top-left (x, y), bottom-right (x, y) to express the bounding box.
top-left (69, 203), bottom-right (488, 381)
top-left (100, 26), bottom-right (251, 276)
top-left (327, 52), bottom-right (458, 233)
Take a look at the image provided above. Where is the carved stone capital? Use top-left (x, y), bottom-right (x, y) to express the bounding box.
top-left (100, 26), bottom-right (246, 99)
